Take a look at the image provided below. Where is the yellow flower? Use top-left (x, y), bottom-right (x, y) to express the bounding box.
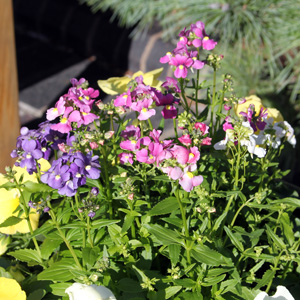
top-left (0, 159), bottom-right (50, 235)
top-left (98, 68), bottom-right (164, 95)
top-left (234, 95), bottom-right (284, 123)
top-left (0, 277), bottom-right (26, 300)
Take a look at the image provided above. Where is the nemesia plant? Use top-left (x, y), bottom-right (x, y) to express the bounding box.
top-left (0, 21), bottom-right (299, 300)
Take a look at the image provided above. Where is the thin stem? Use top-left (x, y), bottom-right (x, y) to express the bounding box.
top-left (101, 146), bottom-right (113, 218)
top-left (180, 79), bottom-right (189, 113)
top-left (175, 187), bottom-right (191, 264)
top-left (210, 68), bottom-right (217, 134)
top-left (173, 118), bottom-right (178, 139)
top-left (86, 213), bottom-right (94, 247)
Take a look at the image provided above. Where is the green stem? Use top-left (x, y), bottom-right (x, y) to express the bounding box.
top-left (175, 187), bottom-right (191, 264)
top-left (48, 204), bottom-right (83, 270)
top-left (234, 139), bottom-right (241, 189)
top-left (173, 118), bottom-right (178, 139)
top-left (101, 146), bottom-right (113, 218)
top-left (148, 118), bottom-right (153, 131)
top-left (180, 79), bottom-right (189, 113)
top-left (210, 68), bottom-right (217, 134)
top-left (86, 213), bottom-right (94, 247)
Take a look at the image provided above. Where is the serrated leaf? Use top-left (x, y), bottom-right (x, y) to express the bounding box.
top-left (212, 212), bottom-right (227, 232)
top-left (224, 226), bottom-right (244, 252)
top-left (255, 269), bottom-right (276, 290)
top-left (8, 249), bottom-right (42, 264)
top-left (191, 245), bottom-right (231, 266)
top-left (143, 224), bottom-right (184, 245)
top-left (148, 197), bottom-right (178, 216)
top-left (0, 216), bottom-right (22, 228)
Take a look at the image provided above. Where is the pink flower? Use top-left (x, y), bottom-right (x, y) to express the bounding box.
top-left (223, 121), bottom-right (234, 131)
top-left (114, 91), bottom-right (132, 107)
top-left (201, 137), bottom-right (212, 146)
top-left (179, 172), bottom-right (203, 192)
top-left (194, 122), bottom-right (209, 135)
top-left (120, 139), bottom-right (140, 151)
top-left (160, 52), bottom-right (173, 64)
top-left (162, 166), bottom-right (183, 180)
top-left (171, 145), bottom-right (190, 165)
top-left (178, 134), bottom-right (192, 146)
top-left (202, 37), bottom-right (217, 50)
top-left (169, 55), bottom-right (194, 78)
top-left (51, 117), bottom-right (72, 133)
top-left (46, 97), bottom-right (65, 121)
top-left (187, 146), bottom-right (200, 164)
top-left (118, 152), bottom-right (134, 164)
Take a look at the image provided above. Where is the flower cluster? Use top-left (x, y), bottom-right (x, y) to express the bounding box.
top-left (214, 96), bottom-right (296, 158)
top-left (160, 21), bottom-right (217, 78)
top-left (10, 122), bottom-right (62, 174)
top-left (41, 151), bottom-right (100, 197)
top-left (114, 75), bottom-right (180, 120)
top-left (46, 78), bottom-right (99, 133)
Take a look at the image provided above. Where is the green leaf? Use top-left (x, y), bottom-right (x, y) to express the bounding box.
top-left (49, 282), bottom-right (73, 297)
top-left (280, 212), bottom-right (295, 246)
top-left (212, 212), bottom-right (227, 232)
top-left (0, 216), bottom-right (22, 228)
top-left (148, 197), bottom-right (178, 216)
top-left (165, 286), bottom-right (182, 299)
top-left (143, 224), bottom-right (184, 245)
top-left (38, 259), bottom-right (79, 282)
top-left (23, 181), bottom-right (53, 193)
top-left (157, 117), bottom-right (165, 131)
top-left (255, 269), bottom-right (276, 290)
top-left (173, 278), bottom-right (195, 288)
top-left (91, 219), bottom-right (120, 228)
top-left (168, 244), bottom-right (181, 266)
top-left (27, 289), bottom-right (47, 300)
top-left (8, 249), bottom-right (42, 264)
top-left (40, 238), bottom-right (63, 260)
top-left (202, 274), bottom-right (226, 286)
top-left (224, 226), bottom-right (244, 252)
top-left (191, 245), bottom-right (231, 266)
top-left (266, 225), bottom-right (286, 250)
top-left (82, 247), bottom-right (99, 269)
top-left (273, 198), bottom-right (300, 207)
top-left (151, 175), bottom-right (171, 182)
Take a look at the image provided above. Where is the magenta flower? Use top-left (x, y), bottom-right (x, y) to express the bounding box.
top-left (201, 137), bottom-right (212, 146)
top-left (202, 37), bottom-right (217, 50)
top-left (51, 117), bottom-right (72, 134)
top-left (120, 139), bottom-right (140, 151)
top-left (162, 105), bottom-right (177, 119)
top-left (161, 77), bottom-right (181, 93)
top-left (194, 122), bottom-right (209, 135)
top-left (160, 52), bottom-right (173, 64)
top-left (169, 55), bottom-right (194, 78)
top-left (114, 91), bottom-right (132, 107)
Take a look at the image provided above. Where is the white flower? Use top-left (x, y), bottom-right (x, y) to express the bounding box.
top-left (214, 133), bottom-right (229, 150)
top-left (65, 283), bottom-right (117, 300)
top-left (283, 121), bottom-right (296, 147)
top-left (254, 286), bottom-right (295, 300)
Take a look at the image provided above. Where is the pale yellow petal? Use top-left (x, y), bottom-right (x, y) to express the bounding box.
top-left (0, 277), bottom-right (26, 300)
top-left (267, 108), bottom-right (284, 123)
